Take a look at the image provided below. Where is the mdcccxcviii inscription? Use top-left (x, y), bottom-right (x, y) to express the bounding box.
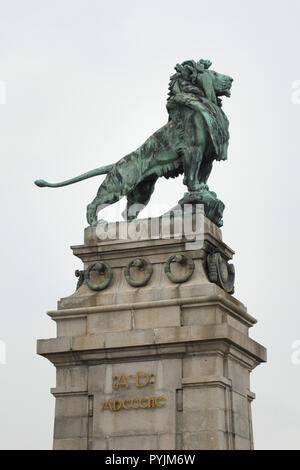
top-left (101, 371), bottom-right (167, 412)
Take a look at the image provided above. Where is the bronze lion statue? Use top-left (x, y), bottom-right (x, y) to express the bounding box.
top-left (35, 59), bottom-right (233, 227)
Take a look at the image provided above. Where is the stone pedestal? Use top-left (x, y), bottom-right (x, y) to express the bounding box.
top-left (37, 215), bottom-right (266, 450)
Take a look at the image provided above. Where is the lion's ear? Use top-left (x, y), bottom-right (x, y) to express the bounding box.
top-left (201, 71), bottom-right (217, 104)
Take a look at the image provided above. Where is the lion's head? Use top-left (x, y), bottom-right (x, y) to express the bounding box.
top-left (168, 59), bottom-right (233, 106)
top-left (206, 69), bottom-right (233, 99)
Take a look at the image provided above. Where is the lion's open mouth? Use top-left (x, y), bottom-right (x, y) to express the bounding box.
top-left (217, 80), bottom-right (232, 98)
top-left (216, 89), bottom-right (231, 97)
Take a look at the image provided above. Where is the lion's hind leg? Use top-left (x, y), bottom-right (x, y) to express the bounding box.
top-left (122, 176), bottom-right (158, 221)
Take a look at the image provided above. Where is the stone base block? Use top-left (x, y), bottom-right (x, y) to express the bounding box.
top-left (37, 215), bottom-right (266, 450)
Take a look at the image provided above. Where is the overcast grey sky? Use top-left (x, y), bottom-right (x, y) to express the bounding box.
top-left (0, 0), bottom-right (300, 449)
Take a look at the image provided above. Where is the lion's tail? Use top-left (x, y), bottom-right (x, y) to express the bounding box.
top-left (34, 164), bottom-right (114, 188)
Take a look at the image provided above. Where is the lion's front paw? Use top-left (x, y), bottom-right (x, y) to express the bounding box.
top-left (87, 203), bottom-right (97, 226)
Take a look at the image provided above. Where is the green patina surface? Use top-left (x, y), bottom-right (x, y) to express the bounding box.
top-left (35, 59), bottom-right (233, 227)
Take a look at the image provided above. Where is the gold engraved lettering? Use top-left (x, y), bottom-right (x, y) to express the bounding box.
top-left (112, 371), bottom-right (156, 389)
top-left (155, 396), bottom-right (166, 408)
top-left (112, 399), bottom-right (122, 411)
top-left (101, 395), bottom-right (167, 411)
top-left (113, 373), bottom-right (129, 389)
top-left (123, 398), bottom-right (132, 410)
top-left (136, 371), bottom-right (154, 387)
top-left (140, 397), bottom-right (151, 409)
top-left (132, 398), bottom-right (140, 409)
top-left (101, 400), bottom-right (112, 411)
top-left (104, 370), bottom-right (165, 412)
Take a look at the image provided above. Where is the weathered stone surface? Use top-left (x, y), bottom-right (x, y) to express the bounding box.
top-left (183, 430), bottom-right (228, 450)
top-left (55, 316), bottom-right (86, 337)
top-left (134, 305), bottom-right (181, 330)
top-left (158, 434), bottom-right (178, 450)
top-left (54, 366), bottom-right (88, 394)
top-left (55, 396), bottom-right (88, 417)
top-left (232, 391), bottom-right (250, 415)
top-left (183, 386), bottom-right (226, 410)
top-left (234, 435), bottom-right (251, 450)
top-left (108, 434), bottom-right (158, 450)
top-left (183, 355), bottom-right (224, 377)
top-left (37, 216), bottom-right (266, 450)
top-left (104, 329), bottom-right (155, 349)
top-left (227, 359), bottom-right (251, 394)
top-left (87, 365), bottom-right (107, 393)
top-left (54, 416), bottom-right (88, 439)
top-left (92, 438), bottom-right (107, 450)
top-left (87, 310), bottom-right (132, 334)
top-left (232, 412), bottom-right (251, 440)
top-left (53, 438), bottom-right (87, 450)
top-left (182, 408), bottom-right (226, 433)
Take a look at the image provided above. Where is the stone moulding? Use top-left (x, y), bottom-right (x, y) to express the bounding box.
top-left (48, 293), bottom-right (256, 327)
top-left (37, 323), bottom-right (266, 365)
